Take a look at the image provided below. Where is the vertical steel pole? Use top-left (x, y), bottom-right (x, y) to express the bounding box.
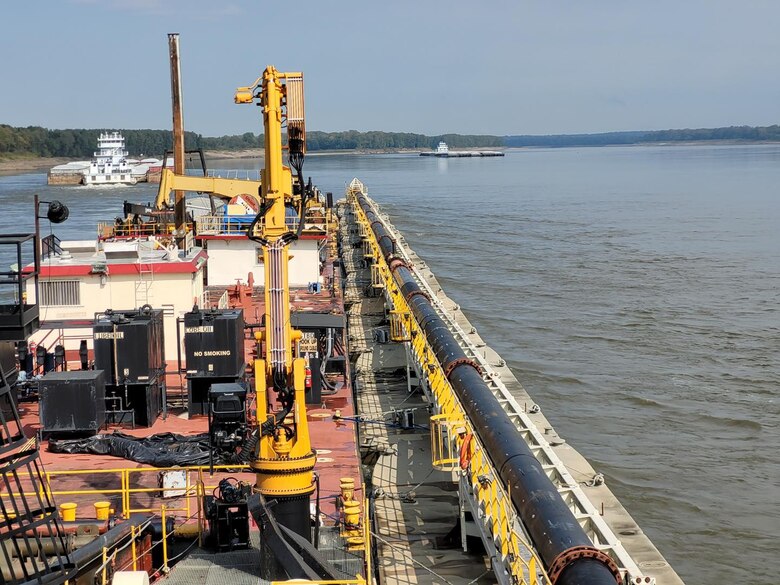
top-left (33, 194), bottom-right (41, 265)
top-left (168, 33), bottom-right (186, 233)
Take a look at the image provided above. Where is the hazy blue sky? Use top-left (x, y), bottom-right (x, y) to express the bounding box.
top-left (2, 1), bottom-right (779, 136)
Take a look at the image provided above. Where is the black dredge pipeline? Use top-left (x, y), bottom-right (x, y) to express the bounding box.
top-left (355, 193), bottom-right (621, 585)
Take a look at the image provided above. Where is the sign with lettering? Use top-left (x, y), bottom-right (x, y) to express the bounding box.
top-left (185, 326), bottom-right (214, 334)
top-left (298, 334), bottom-right (318, 353)
top-left (95, 331), bottom-right (124, 340)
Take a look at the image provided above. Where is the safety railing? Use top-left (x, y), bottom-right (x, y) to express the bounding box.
top-left (429, 414), bottom-right (459, 470)
top-left (40, 234), bottom-right (62, 260)
top-left (195, 215), bottom-right (248, 235)
top-left (370, 264), bottom-right (383, 289)
top-left (98, 221), bottom-right (200, 240)
top-left (0, 464), bottom-right (249, 520)
top-left (389, 310), bottom-right (411, 342)
top-left (94, 504), bottom-right (205, 583)
top-left (0, 463), bottom-right (215, 580)
top-left (207, 169), bottom-right (261, 181)
top-left (216, 289), bottom-right (229, 309)
top-left (196, 213), bottom-right (328, 236)
top-left (3, 462), bottom-right (374, 583)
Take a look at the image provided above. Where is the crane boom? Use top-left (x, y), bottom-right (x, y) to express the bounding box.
top-left (153, 170), bottom-right (261, 210)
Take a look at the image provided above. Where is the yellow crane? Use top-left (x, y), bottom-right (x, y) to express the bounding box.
top-left (236, 66), bottom-right (316, 538)
top-left (152, 66), bottom-right (316, 538)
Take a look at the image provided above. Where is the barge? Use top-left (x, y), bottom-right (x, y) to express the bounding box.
top-left (419, 141), bottom-right (504, 157)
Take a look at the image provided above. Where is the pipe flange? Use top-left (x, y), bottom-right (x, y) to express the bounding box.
top-left (388, 257), bottom-right (408, 273)
top-left (443, 357), bottom-right (482, 379)
top-left (547, 545), bottom-right (621, 585)
top-left (405, 289), bottom-right (431, 303)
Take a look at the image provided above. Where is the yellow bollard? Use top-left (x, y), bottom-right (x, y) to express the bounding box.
top-left (94, 501), bottom-right (111, 521)
top-left (340, 477), bottom-right (355, 501)
top-left (60, 503), bottom-right (77, 522)
top-left (342, 499), bottom-right (361, 527)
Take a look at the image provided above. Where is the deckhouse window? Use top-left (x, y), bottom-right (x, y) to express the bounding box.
top-left (40, 280), bottom-right (81, 306)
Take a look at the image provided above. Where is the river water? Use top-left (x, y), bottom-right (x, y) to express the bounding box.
top-left (1, 144), bottom-right (778, 584)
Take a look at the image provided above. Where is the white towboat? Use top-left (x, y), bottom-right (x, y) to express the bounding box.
top-left (82, 132), bottom-right (137, 185)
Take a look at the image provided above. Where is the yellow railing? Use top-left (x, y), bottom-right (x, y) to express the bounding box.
top-left (92, 505), bottom-right (204, 583)
top-left (97, 221), bottom-right (193, 239)
top-left (1, 464), bottom-right (249, 520)
top-left (1, 464), bottom-right (236, 581)
top-left (389, 310), bottom-right (411, 342)
top-left (351, 190), bottom-right (551, 585)
top-left (430, 414), bottom-right (459, 469)
top-left (3, 463), bottom-right (371, 583)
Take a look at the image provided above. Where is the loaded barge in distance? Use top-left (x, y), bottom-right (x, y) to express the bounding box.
top-left (1, 35), bottom-right (682, 585)
top-left (419, 141), bottom-right (504, 157)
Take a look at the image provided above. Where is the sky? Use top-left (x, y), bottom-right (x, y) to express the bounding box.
top-left (1, 1), bottom-right (779, 137)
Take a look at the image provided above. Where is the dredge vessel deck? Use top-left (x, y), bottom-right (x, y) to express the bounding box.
top-left (2, 45), bottom-right (684, 585)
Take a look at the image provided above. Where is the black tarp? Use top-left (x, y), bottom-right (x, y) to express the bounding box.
top-left (49, 432), bottom-right (215, 467)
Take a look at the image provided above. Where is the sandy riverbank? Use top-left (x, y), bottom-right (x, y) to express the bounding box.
top-left (0, 156), bottom-right (75, 173)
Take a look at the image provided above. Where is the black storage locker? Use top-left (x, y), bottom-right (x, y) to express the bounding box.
top-left (94, 307), bottom-right (165, 428)
top-left (39, 370), bottom-right (106, 435)
top-left (94, 307), bottom-right (165, 385)
top-left (184, 308), bottom-right (245, 415)
top-left (184, 308), bottom-right (245, 378)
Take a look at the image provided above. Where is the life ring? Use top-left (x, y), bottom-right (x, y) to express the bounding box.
top-left (459, 433), bottom-right (473, 470)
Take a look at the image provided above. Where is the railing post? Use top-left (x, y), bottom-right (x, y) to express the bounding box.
top-left (161, 504), bottom-right (169, 571)
top-left (130, 524), bottom-right (137, 571)
top-left (185, 470), bottom-right (191, 518)
top-left (101, 546), bottom-right (108, 585)
top-left (197, 468), bottom-right (205, 547)
top-left (122, 469), bottom-right (129, 517)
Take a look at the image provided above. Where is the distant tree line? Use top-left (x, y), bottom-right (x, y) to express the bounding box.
top-left (0, 125), bottom-right (502, 158)
top-left (0, 125), bottom-right (202, 158)
top-left (305, 131), bottom-right (502, 150)
top-left (3, 123), bottom-right (780, 159)
top-left (505, 125), bottom-right (780, 147)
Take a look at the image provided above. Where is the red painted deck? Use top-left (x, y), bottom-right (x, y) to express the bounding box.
top-left (12, 261), bottom-right (362, 527)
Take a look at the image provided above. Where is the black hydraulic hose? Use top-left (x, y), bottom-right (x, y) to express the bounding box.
top-left (295, 172), bottom-right (307, 239)
top-left (258, 404), bottom-right (292, 437)
top-left (230, 428), bottom-right (260, 464)
top-left (355, 194), bottom-right (620, 585)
